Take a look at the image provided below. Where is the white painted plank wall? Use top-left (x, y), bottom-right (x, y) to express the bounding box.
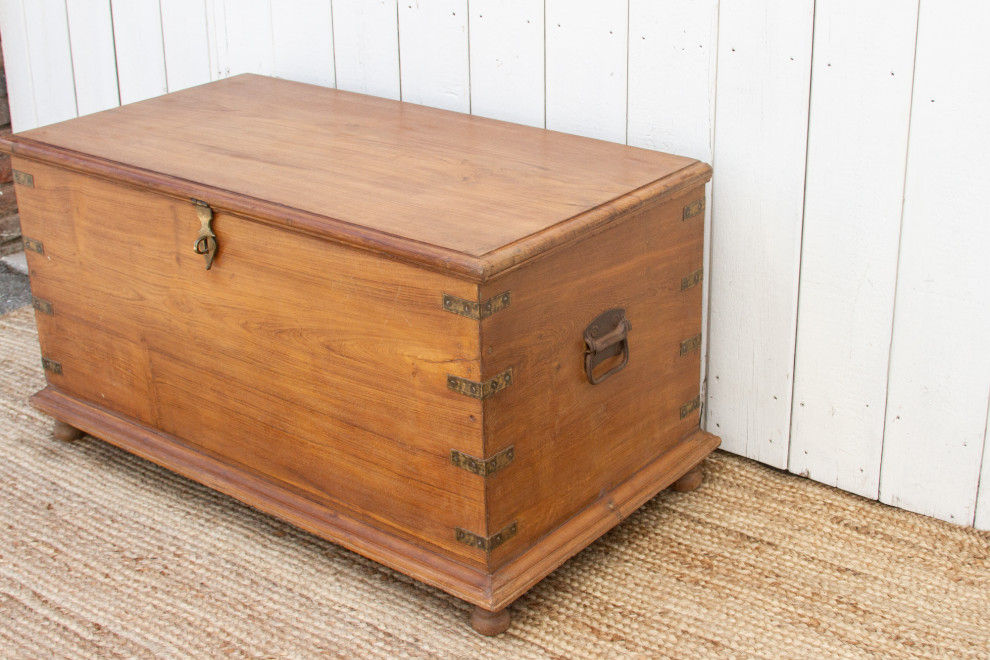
top-left (161, 0), bottom-right (213, 92)
top-left (20, 0), bottom-right (76, 126)
top-left (545, 0), bottom-right (627, 144)
top-left (976, 404), bottom-right (990, 530)
top-left (706, 0), bottom-right (815, 469)
top-left (398, 0), bottom-right (469, 113)
top-left (0, 0), bottom-right (988, 530)
top-left (331, 0), bottom-right (400, 100)
top-left (627, 0), bottom-right (718, 400)
top-left (219, 0), bottom-right (273, 78)
top-left (878, 0), bottom-right (990, 526)
top-left (468, 1), bottom-right (544, 128)
top-left (271, 0), bottom-right (335, 88)
top-left (65, 0), bottom-right (119, 114)
top-left (110, 0), bottom-right (168, 104)
top-left (0, 0), bottom-right (38, 129)
top-left (788, 0), bottom-right (919, 499)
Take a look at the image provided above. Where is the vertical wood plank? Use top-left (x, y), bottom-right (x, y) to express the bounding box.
top-left (65, 0), bottom-right (120, 115)
top-left (110, 0), bottom-right (168, 104)
top-left (332, 0), bottom-right (400, 100)
top-left (706, 0), bottom-right (814, 469)
top-left (220, 0), bottom-right (273, 77)
top-left (270, 0), bottom-right (334, 87)
top-left (787, 0), bottom-right (919, 499)
top-left (627, 0), bottom-right (718, 403)
top-left (627, 0), bottom-right (717, 162)
top-left (160, 0), bottom-right (212, 91)
top-left (545, 0), bottom-right (627, 143)
top-left (879, 0), bottom-right (990, 526)
top-left (397, 0), bottom-right (469, 113)
top-left (975, 403), bottom-right (990, 531)
top-left (468, 0), bottom-right (544, 128)
top-left (0, 0), bottom-right (39, 130)
top-left (21, 0), bottom-right (77, 126)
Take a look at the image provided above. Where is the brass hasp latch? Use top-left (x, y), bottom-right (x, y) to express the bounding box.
top-left (191, 199), bottom-right (217, 269)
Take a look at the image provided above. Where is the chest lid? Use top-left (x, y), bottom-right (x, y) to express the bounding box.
top-left (1, 75), bottom-right (709, 281)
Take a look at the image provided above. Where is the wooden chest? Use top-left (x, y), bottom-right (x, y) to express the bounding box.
top-left (2, 75), bottom-right (718, 635)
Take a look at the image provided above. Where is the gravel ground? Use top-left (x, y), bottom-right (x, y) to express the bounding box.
top-left (0, 252), bottom-right (30, 314)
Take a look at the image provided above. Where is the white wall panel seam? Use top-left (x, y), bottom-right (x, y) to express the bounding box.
top-left (329, 0), bottom-right (337, 87)
top-left (702, 0), bottom-right (723, 434)
top-left (61, 0), bottom-right (81, 118)
top-left (876, 0), bottom-right (922, 482)
top-left (395, 0), bottom-right (402, 100)
top-left (786, 0), bottom-right (818, 474)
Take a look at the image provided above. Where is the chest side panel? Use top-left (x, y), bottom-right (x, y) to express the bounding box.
top-left (15, 159), bottom-right (487, 566)
top-left (477, 184), bottom-right (707, 566)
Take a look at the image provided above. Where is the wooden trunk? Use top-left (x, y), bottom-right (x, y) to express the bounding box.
top-left (1, 75), bottom-right (718, 634)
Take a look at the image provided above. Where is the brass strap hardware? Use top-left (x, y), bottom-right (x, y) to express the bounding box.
top-left (583, 308), bottom-right (631, 385)
top-left (680, 333), bottom-right (702, 356)
top-left (12, 170), bottom-right (34, 187)
top-left (191, 199), bottom-right (218, 270)
top-left (450, 446), bottom-right (515, 476)
top-left (32, 296), bottom-right (54, 316)
top-left (41, 357), bottom-right (62, 375)
top-left (680, 395), bottom-right (701, 419)
top-left (23, 237), bottom-right (44, 254)
top-left (455, 521), bottom-right (517, 552)
top-left (442, 291), bottom-right (510, 320)
top-left (447, 369), bottom-right (513, 400)
top-left (681, 268), bottom-right (704, 291)
top-left (682, 197), bottom-right (706, 220)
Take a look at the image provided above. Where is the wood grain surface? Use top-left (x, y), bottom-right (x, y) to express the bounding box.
top-left (9, 76), bottom-right (717, 618)
top-left (2, 75), bottom-right (701, 271)
top-left (480, 184), bottom-right (709, 567)
top-left (16, 159), bottom-right (488, 567)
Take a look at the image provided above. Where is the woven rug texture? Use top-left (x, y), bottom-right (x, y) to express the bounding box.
top-left (1, 307), bottom-right (988, 658)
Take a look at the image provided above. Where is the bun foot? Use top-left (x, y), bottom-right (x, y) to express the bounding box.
top-left (52, 420), bottom-right (84, 442)
top-left (669, 465), bottom-right (703, 492)
top-left (471, 605), bottom-right (510, 636)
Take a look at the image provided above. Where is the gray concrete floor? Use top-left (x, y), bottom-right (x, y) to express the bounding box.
top-left (0, 250), bottom-right (30, 314)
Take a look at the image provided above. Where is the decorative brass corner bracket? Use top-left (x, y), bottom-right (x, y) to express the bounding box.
top-left (680, 333), bottom-right (702, 356)
top-left (450, 446), bottom-right (515, 476)
top-left (12, 170), bottom-right (34, 187)
top-left (455, 521), bottom-right (518, 553)
top-left (32, 296), bottom-right (54, 316)
top-left (23, 237), bottom-right (44, 254)
top-left (680, 395), bottom-right (701, 419)
top-left (442, 291), bottom-right (511, 320)
top-left (681, 268), bottom-right (704, 291)
top-left (682, 197), bottom-right (706, 220)
top-left (41, 357), bottom-right (62, 375)
top-left (447, 369), bottom-right (513, 400)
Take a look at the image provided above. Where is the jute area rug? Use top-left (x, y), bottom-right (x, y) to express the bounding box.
top-left (1, 307), bottom-right (988, 659)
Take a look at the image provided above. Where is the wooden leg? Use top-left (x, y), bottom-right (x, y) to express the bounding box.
top-left (52, 420), bottom-right (84, 442)
top-left (470, 605), bottom-right (510, 636)
top-left (669, 465), bottom-right (703, 492)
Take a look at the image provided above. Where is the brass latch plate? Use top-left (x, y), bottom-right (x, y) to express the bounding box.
top-left (683, 198), bottom-right (706, 220)
top-left (680, 333), bottom-right (702, 356)
top-left (455, 521), bottom-right (517, 552)
top-left (680, 395), bottom-right (701, 419)
top-left (450, 446), bottom-right (515, 476)
top-left (32, 296), bottom-right (54, 316)
top-left (41, 357), bottom-right (62, 375)
top-left (23, 237), bottom-right (44, 254)
top-left (12, 170), bottom-right (34, 187)
top-left (447, 369), bottom-right (513, 400)
top-left (442, 291), bottom-right (510, 320)
top-left (681, 268), bottom-right (704, 291)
